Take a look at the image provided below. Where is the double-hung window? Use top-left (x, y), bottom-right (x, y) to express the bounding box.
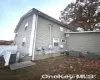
top-left (22, 37), bottom-right (26, 46)
top-left (53, 38), bottom-right (59, 46)
top-left (25, 23), bottom-right (28, 30)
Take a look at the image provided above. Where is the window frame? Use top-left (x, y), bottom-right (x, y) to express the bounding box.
top-left (24, 23), bottom-right (28, 30)
top-left (15, 33), bottom-right (18, 37)
top-left (22, 37), bottom-right (26, 46)
top-left (60, 27), bottom-right (64, 32)
top-left (53, 38), bottom-right (59, 46)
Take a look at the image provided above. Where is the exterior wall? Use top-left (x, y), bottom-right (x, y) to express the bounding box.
top-left (14, 13), bottom-right (71, 61)
top-left (34, 16), bottom-right (69, 59)
top-left (14, 15), bottom-right (33, 56)
top-left (66, 32), bottom-right (100, 53)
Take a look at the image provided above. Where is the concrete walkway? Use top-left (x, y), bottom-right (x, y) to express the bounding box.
top-left (10, 61), bottom-right (36, 70)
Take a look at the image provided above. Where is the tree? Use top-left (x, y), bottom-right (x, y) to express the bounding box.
top-left (60, 0), bottom-right (100, 31)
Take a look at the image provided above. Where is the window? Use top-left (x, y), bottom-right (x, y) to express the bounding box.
top-left (60, 45), bottom-right (63, 48)
top-left (22, 37), bottom-right (26, 46)
top-left (53, 38), bottom-right (59, 46)
top-left (60, 27), bottom-right (64, 31)
top-left (22, 42), bottom-right (25, 46)
top-left (61, 39), bottom-right (66, 43)
top-left (15, 33), bottom-right (18, 37)
top-left (66, 34), bottom-right (70, 37)
top-left (25, 23), bottom-right (28, 30)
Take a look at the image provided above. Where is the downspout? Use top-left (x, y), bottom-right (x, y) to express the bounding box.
top-left (49, 24), bottom-right (52, 53)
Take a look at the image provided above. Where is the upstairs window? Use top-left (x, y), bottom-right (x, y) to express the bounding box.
top-left (60, 27), bottom-right (64, 32)
top-left (22, 37), bottom-right (26, 46)
top-left (25, 23), bottom-right (28, 30)
top-left (53, 38), bottom-right (59, 46)
top-left (15, 33), bottom-right (18, 37)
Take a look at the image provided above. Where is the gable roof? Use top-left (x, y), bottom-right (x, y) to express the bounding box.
top-left (14, 8), bottom-right (76, 32)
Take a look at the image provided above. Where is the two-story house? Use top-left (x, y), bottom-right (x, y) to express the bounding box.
top-left (14, 8), bottom-right (74, 61)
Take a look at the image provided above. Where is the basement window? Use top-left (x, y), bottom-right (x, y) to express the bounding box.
top-left (25, 23), bottom-right (28, 30)
top-left (60, 27), bottom-right (64, 31)
top-left (53, 38), bottom-right (59, 46)
top-left (22, 37), bottom-right (26, 46)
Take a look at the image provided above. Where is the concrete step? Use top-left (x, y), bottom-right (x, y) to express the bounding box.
top-left (10, 61), bottom-right (36, 70)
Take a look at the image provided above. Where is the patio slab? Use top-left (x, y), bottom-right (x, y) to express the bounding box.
top-left (10, 61), bottom-right (36, 70)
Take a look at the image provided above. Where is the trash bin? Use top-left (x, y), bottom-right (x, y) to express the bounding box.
top-left (9, 54), bottom-right (17, 64)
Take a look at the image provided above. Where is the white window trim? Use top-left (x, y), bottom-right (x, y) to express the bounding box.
top-left (22, 37), bottom-right (26, 42)
top-left (25, 22), bottom-right (28, 30)
top-left (60, 27), bottom-right (64, 32)
top-left (53, 38), bottom-right (59, 46)
top-left (22, 37), bottom-right (26, 46)
top-left (15, 33), bottom-right (18, 37)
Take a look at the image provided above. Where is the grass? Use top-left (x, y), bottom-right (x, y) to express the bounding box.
top-left (0, 55), bottom-right (100, 80)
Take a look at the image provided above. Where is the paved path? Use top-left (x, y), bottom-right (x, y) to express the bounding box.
top-left (10, 61), bottom-right (36, 70)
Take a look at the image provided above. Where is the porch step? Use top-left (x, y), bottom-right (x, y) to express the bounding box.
top-left (10, 61), bottom-right (36, 70)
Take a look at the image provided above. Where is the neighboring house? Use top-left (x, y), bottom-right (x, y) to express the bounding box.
top-left (0, 40), bottom-right (17, 66)
top-left (0, 40), bottom-right (13, 45)
top-left (14, 8), bottom-right (74, 61)
top-left (65, 31), bottom-right (100, 53)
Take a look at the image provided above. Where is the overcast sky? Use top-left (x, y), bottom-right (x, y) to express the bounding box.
top-left (0, 0), bottom-right (73, 40)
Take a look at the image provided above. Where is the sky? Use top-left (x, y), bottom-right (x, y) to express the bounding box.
top-left (0, 0), bottom-right (73, 40)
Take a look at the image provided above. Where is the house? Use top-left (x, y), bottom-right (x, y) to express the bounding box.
top-left (14, 8), bottom-right (74, 61)
top-left (65, 31), bottom-right (100, 53)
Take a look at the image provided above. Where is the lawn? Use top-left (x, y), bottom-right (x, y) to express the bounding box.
top-left (0, 55), bottom-right (100, 80)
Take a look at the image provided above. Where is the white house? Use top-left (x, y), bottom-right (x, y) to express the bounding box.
top-left (14, 8), bottom-right (74, 61)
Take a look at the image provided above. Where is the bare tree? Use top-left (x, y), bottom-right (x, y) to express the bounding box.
top-left (60, 0), bottom-right (100, 31)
